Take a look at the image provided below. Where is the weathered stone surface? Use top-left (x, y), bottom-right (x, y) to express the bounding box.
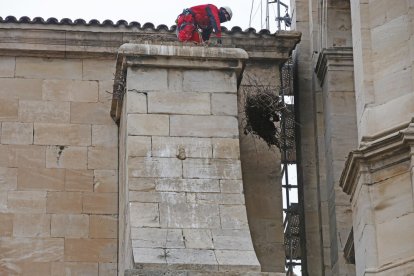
top-left (219, 205), bottom-right (249, 229)
top-left (46, 145), bottom-right (87, 169)
top-left (13, 213), bottom-right (51, 237)
top-left (148, 92), bottom-right (210, 115)
top-left (155, 178), bottom-right (220, 193)
top-left (7, 191), bottom-right (46, 213)
top-left (212, 138), bottom-right (240, 159)
top-left (82, 192), bottom-right (117, 214)
top-left (129, 157), bottom-right (182, 178)
top-left (92, 124), bottom-right (118, 146)
top-left (128, 136), bottom-right (152, 157)
top-left (1, 122), bottom-right (33, 145)
top-left (34, 123), bottom-right (91, 146)
top-left (90, 215), bottom-right (117, 238)
top-left (183, 70), bottom-right (236, 93)
top-left (128, 67), bottom-right (168, 91)
top-left (128, 114), bottom-right (169, 136)
top-left (152, 137), bottom-right (212, 159)
top-left (0, 237), bottom-right (64, 262)
top-left (0, 167), bottom-right (17, 191)
top-left (170, 115), bottom-right (238, 138)
top-left (93, 170), bottom-right (117, 193)
top-left (183, 229), bottom-right (214, 249)
top-left (130, 191), bottom-right (186, 204)
top-left (46, 192), bottom-right (82, 214)
top-left (127, 91), bottom-right (148, 114)
top-left (0, 78), bottom-right (42, 100)
top-left (219, 180), bottom-right (243, 194)
top-left (64, 238), bottom-right (117, 262)
top-left (99, 262), bottom-right (117, 276)
top-left (88, 146), bottom-right (118, 170)
top-left (0, 98), bottom-right (18, 121)
top-left (83, 59), bottom-right (116, 81)
top-left (51, 214), bottom-right (89, 238)
top-left (15, 57), bottom-right (82, 80)
top-left (18, 167), bottom-right (65, 191)
top-left (0, 56), bottom-right (15, 77)
top-left (130, 202), bottom-right (160, 227)
top-left (211, 93), bottom-right (238, 116)
top-left (8, 145), bottom-right (46, 168)
top-left (19, 100), bottom-right (70, 123)
top-left (71, 102), bottom-right (114, 125)
top-left (183, 159), bottom-right (242, 180)
top-left (65, 169), bottom-right (94, 192)
top-left (42, 79), bottom-right (98, 102)
top-left (0, 213), bottom-right (13, 236)
top-left (166, 249), bottom-right (218, 271)
top-left (129, 177), bottom-right (156, 192)
top-left (131, 228), bottom-right (168, 248)
top-left (215, 250), bottom-right (260, 271)
top-left (159, 203), bottom-right (220, 228)
top-left (51, 262), bottom-right (98, 276)
top-left (132, 247), bottom-right (167, 265)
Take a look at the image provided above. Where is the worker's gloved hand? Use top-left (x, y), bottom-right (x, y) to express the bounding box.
top-left (217, 38), bottom-right (222, 45)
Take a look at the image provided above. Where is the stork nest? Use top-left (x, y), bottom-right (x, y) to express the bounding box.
top-left (243, 88), bottom-right (291, 148)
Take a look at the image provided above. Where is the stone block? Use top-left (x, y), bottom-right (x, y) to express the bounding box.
top-left (183, 70), bottom-right (236, 93)
top-left (128, 114), bottom-right (169, 136)
top-left (212, 138), bottom-right (240, 159)
top-left (65, 169), bottom-right (94, 192)
top-left (130, 191), bottom-right (186, 204)
top-left (64, 238), bottom-right (117, 262)
top-left (47, 192), bottom-right (82, 214)
top-left (166, 249), bottom-right (218, 271)
top-left (132, 247), bottom-right (167, 265)
top-left (220, 180), bottom-right (243, 194)
top-left (211, 93), bottom-right (238, 116)
top-left (159, 203), bottom-right (220, 228)
top-left (129, 178), bottom-right (156, 192)
top-left (94, 170), bottom-right (117, 193)
top-left (13, 213), bottom-right (50, 237)
top-left (99, 80), bottom-right (114, 103)
top-left (131, 227), bottom-right (168, 248)
top-left (83, 59), bottom-right (116, 81)
top-left (128, 136), bottom-right (152, 157)
top-left (212, 229), bottom-right (254, 251)
top-left (15, 57), bottom-right (82, 80)
top-left (19, 100), bottom-right (70, 123)
top-left (51, 214), bottom-right (89, 238)
top-left (129, 157), bottom-right (182, 178)
top-left (183, 159), bottom-right (242, 180)
top-left (82, 192), bottom-right (117, 214)
top-left (166, 229), bottom-right (186, 249)
top-left (195, 194), bottom-right (245, 205)
top-left (8, 145), bottom-right (46, 168)
top-left (127, 91), bottom-right (148, 114)
top-left (219, 205), bottom-right (249, 229)
top-left (51, 262), bottom-right (99, 276)
top-left (92, 124), bottom-right (118, 146)
top-left (130, 202), bottom-right (160, 227)
top-left (0, 78), bottom-right (42, 100)
top-left (127, 67), bottom-right (168, 91)
top-left (88, 146), bottom-right (118, 170)
top-left (18, 167), bottom-right (65, 191)
top-left (46, 145), bottom-right (87, 169)
top-left (0, 213), bottom-right (13, 236)
top-left (0, 56), bottom-right (15, 77)
top-left (152, 136), bottom-right (212, 159)
top-left (0, 145), bottom-right (8, 167)
top-left (7, 191), bottom-right (46, 213)
top-left (0, 167), bottom-right (17, 191)
top-left (71, 102), bottom-right (114, 125)
top-left (1, 122), bottom-right (33, 145)
top-left (155, 178), bottom-right (220, 193)
top-left (90, 215), bottom-right (117, 238)
top-left (183, 229), bottom-right (214, 249)
top-left (0, 237), bottom-right (64, 262)
top-left (215, 250), bottom-right (260, 271)
top-left (42, 79), bottom-right (98, 102)
top-left (0, 193), bottom-right (7, 213)
top-left (0, 98), bottom-right (18, 121)
top-left (148, 92), bottom-right (210, 115)
top-left (1, 261), bottom-right (51, 276)
top-left (170, 115), bottom-right (239, 138)
top-left (99, 263), bottom-right (117, 276)
top-left (34, 123), bottom-right (91, 146)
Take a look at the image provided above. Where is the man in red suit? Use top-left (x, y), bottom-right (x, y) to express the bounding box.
top-left (176, 4), bottom-right (232, 45)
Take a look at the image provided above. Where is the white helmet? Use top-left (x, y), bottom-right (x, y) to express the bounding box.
top-left (221, 6), bottom-right (233, 20)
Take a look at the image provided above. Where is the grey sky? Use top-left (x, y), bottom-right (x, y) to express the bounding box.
top-left (1, 0), bottom-right (289, 32)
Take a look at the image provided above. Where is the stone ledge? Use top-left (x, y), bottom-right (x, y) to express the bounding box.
top-left (125, 269), bottom-right (285, 276)
top-left (315, 47), bottom-right (353, 85)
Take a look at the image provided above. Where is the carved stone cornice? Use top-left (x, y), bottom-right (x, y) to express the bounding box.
top-left (315, 47), bottom-right (353, 85)
top-left (340, 120), bottom-right (414, 198)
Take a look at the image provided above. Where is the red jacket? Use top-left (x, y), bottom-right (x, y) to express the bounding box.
top-left (189, 4), bottom-right (222, 38)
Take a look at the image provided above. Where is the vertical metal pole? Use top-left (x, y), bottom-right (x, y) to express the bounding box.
top-left (277, 0), bottom-right (281, 30)
top-left (266, 0), bottom-right (270, 30)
